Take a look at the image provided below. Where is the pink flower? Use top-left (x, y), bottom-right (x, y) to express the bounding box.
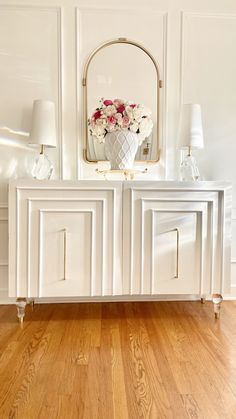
top-left (93, 110), bottom-right (102, 120)
top-left (117, 105), bottom-right (125, 114)
top-left (113, 99), bottom-right (124, 108)
top-left (122, 116), bottom-right (130, 126)
top-left (108, 115), bottom-right (117, 124)
top-left (104, 99), bottom-right (113, 106)
top-left (130, 104), bottom-right (137, 108)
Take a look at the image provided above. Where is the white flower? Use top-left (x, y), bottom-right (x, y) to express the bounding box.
top-left (104, 105), bottom-right (117, 116)
top-left (138, 118), bottom-right (153, 144)
top-left (91, 124), bottom-right (106, 141)
top-left (125, 106), bottom-right (134, 121)
top-left (115, 113), bottom-right (123, 126)
top-left (106, 123), bottom-right (116, 132)
top-left (96, 118), bottom-right (107, 127)
top-left (138, 105), bottom-right (152, 118)
top-left (130, 122), bottom-right (139, 133)
top-left (133, 107), bottom-right (143, 122)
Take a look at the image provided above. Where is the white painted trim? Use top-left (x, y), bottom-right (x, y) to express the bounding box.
top-left (39, 208), bottom-right (94, 298)
top-left (180, 11), bottom-right (236, 107)
top-left (75, 7), bottom-right (168, 173)
top-left (126, 188), bottom-right (223, 294)
top-left (151, 209), bottom-right (204, 295)
top-left (0, 5), bottom-right (63, 179)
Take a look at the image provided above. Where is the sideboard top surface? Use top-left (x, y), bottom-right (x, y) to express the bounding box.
top-left (9, 179), bottom-right (232, 192)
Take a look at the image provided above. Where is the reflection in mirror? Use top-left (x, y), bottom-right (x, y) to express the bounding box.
top-left (83, 39), bottom-right (161, 163)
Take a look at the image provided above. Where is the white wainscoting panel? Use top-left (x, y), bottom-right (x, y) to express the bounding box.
top-left (0, 5), bottom-right (62, 180)
top-left (181, 12), bottom-right (236, 201)
top-left (0, 204), bottom-right (8, 295)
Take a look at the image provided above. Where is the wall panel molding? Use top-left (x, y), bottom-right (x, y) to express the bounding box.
top-left (180, 11), bottom-right (236, 105)
top-left (76, 7), bottom-right (168, 179)
top-left (0, 5), bottom-right (63, 179)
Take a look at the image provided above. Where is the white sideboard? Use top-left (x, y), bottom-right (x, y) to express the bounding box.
top-left (8, 180), bottom-right (232, 321)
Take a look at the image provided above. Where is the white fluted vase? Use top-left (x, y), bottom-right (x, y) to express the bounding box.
top-left (104, 130), bottom-right (139, 170)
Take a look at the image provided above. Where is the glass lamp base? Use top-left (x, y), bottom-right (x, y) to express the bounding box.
top-left (180, 154), bottom-right (200, 181)
top-left (31, 153), bottom-right (53, 180)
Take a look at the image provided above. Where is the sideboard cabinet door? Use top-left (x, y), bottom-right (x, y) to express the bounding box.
top-left (123, 183), bottom-right (231, 297)
top-left (9, 181), bottom-right (123, 298)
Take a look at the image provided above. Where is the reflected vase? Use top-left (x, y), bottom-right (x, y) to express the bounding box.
top-left (104, 130), bottom-right (139, 170)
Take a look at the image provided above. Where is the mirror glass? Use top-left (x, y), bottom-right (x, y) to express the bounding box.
top-left (85, 41), bottom-right (160, 162)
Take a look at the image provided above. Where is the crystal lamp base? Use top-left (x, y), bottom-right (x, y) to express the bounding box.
top-left (31, 153), bottom-right (53, 180)
top-left (180, 154), bottom-right (201, 181)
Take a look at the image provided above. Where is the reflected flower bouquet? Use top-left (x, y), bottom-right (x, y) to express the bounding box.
top-left (88, 98), bottom-right (153, 145)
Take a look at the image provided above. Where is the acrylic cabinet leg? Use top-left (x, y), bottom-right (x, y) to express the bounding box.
top-left (29, 298), bottom-right (35, 311)
top-left (212, 294), bottom-right (223, 319)
top-left (16, 298), bottom-right (27, 326)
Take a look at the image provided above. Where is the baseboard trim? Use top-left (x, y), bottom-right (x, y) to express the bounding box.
top-left (224, 284), bottom-right (236, 300)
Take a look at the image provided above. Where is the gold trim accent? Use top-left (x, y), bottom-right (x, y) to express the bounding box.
top-left (159, 229), bottom-right (180, 279)
top-left (82, 38), bottom-right (162, 164)
top-left (63, 228), bottom-right (67, 280)
top-left (95, 168), bottom-right (148, 180)
top-left (40, 144), bottom-right (44, 155)
top-left (174, 228), bottom-right (179, 279)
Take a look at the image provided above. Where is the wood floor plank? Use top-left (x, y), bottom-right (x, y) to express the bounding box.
top-left (125, 303), bottom-right (173, 417)
top-left (84, 347), bottom-right (100, 419)
top-left (0, 301), bottom-right (236, 419)
top-left (171, 302), bottom-right (235, 418)
top-left (109, 305), bottom-right (129, 419)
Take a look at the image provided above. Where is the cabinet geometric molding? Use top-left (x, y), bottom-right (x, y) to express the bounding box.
top-left (123, 182), bottom-right (232, 298)
top-left (9, 180), bottom-right (232, 312)
top-left (9, 181), bottom-right (123, 298)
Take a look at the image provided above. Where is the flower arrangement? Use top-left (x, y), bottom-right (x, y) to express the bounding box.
top-left (88, 98), bottom-right (153, 145)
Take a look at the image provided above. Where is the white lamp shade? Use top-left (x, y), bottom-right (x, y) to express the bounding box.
top-left (29, 100), bottom-right (57, 147)
top-left (178, 104), bottom-right (204, 150)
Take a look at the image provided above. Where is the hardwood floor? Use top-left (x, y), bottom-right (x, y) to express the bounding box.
top-left (0, 301), bottom-right (236, 418)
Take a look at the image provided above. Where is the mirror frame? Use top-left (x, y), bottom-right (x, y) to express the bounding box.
top-left (82, 38), bottom-right (163, 164)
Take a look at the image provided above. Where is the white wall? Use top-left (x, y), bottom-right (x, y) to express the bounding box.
top-left (0, 0), bottom-right (236, 302)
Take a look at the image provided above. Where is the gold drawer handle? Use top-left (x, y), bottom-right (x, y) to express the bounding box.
top-left (63, 228), bottom-right (67, 280)
top-left (173, 228), bottom-right (179, 279)
top-left (160, 228), bottom-right (179, 279)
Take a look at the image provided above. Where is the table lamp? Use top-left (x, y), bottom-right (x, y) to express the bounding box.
top-left (178, 103), bottom-right (204, 181)
top-left (29, 100), bottom-right (57, 179)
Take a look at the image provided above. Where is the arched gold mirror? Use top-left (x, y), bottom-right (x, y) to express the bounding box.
top-left (82, 38), bottom-right (162, 163)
